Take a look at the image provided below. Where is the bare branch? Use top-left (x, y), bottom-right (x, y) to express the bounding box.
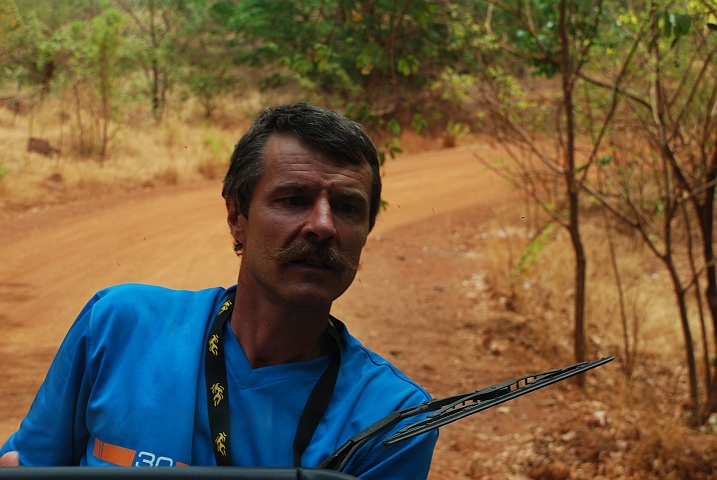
top-left (580, 17), bottom-right (648, 175)
top-left (578, 72), bottom-right (652, 110)
top-left (473, 148), bottom-right (568, 227)
top-left (669, 53), bottom-right (717, 145)
top-left (489, 0), bottom-right (556, 63)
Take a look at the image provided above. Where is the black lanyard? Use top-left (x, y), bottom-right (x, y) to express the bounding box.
top-left (204, 298), bottom-right (341, 467)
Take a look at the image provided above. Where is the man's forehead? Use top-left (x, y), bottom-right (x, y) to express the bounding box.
top-left (270, 179), bottom-right (369, 201)
top-left (264, 132), bottom-right (335, 162)
top-left (262, 134), bottom-right (371, 185)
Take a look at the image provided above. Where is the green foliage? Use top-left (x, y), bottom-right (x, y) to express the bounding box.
top-left (202, 131), bottom-right (228, 160)
top-left (431, 67), bottom-right (477, 103)
top-left (0, 0), bottom-right (110, 90)
top-left (411, 113), bottom-right (428, 134)
top-left (397, 55), bottom-right (419, 77)
top-left (210, 0), bottom-right (477, 119)
top-left (14, 0), bottom-right (101, 31)
top-left (442, 119), bottom-right (467, 147)
top-left (0, 7), bottom-right (52, 86)
top-left (87, 9), bottom-right (125, 89)
top-left (468, 0), bottom-right (610, 83)
top-left (386, 119), bottom-right (401, 135)
top-left (0, 0), bottom-right (525, 135)
top-left (117, 0), bottom-right (189, 119)
top-left (657, 10), bottom-right (691, 47)
top-left (344, 101), bottom-right (373, 123)
top-left (446, 120), bottom-right (468, 140)
top-left (512, 222), bottom-right (554, 283)
top-left (378, 118), bottom-right (403, 165)
top-left (186, 71), bottom-right (224, 118)
top-left (575, 155), bottom-right (614, 173)
top-left (485, 66), bottom-right (535, 117)
top-left (379, 138), bottom-right (402, 166)
top-left (179, 0), bottom-right (240, 118)
top-left (699, 413), bottom-right (717, 434)
top-left (0, 0), bottom-right (20, 54)
top-left (0, 159), bottom-right (9, 180)
top-left (3, 0), bottom-right (712, 169)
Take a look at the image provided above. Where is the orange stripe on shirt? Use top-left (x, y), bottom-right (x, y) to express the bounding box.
top-left (92, 438), bottom-right (136, 466)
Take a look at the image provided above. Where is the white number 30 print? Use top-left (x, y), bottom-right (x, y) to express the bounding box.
top-left (135, 451), bottom-right (174, 466)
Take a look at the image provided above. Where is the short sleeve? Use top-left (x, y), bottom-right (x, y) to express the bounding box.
top-left (0, 293), bottom-right (99, 465)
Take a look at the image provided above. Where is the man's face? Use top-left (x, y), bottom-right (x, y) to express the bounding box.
top-left (228, 132), bottom-right (373, 310)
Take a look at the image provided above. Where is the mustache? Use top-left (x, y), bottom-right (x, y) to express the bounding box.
top-left (263, 242), bottom-right (359, 273)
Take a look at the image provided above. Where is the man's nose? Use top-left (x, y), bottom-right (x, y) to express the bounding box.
top-left (303, 199), bottom-right (337, 242)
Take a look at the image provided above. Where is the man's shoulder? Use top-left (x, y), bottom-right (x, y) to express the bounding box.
top-left (335, 319), bottom-right (431, 403)
top-left (95, 283), bottom-right (226, 300)
top-left (93, 283), bottom-right (229, 308)
top-left (85, 283), bottom-right (232, 333)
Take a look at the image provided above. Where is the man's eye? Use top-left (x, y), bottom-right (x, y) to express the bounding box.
top-left (283, 197), bottom-right (303, 206)
top-left (337, 203), bottom-right (359, 214)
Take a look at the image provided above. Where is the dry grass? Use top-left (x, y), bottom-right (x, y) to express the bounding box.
top-left (0, 90), bottom-right (272, 219)
top-left (474, 201), bottom-right (717, 478)
top-left (480, 202), bottom-right (713, 364)
top-left (0, 88), bottom-right (449, 220)
top-left (0, 92), bottom-right (466, 221)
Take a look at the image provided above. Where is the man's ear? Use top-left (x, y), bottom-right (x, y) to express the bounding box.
top-left (225, 198), bottom-right (247, 247)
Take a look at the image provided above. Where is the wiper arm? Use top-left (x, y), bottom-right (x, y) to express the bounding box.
top-left (318, 356), bottom-right (613, 472)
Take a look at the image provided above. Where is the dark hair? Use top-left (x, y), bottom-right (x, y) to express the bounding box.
top-left (222, 103), bottom-right (382, 251)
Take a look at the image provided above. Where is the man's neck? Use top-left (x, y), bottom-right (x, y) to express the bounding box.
top-left (228, 289), bottom-right (334, 369)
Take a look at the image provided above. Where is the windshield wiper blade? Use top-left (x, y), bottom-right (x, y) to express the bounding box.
top-left (385, 356), bottom-right (613, 445)
top-left (318, 356), bottom-right (613, 472)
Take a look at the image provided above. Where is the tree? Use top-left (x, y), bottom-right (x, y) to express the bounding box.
top-left (578, 0), bottom-right (717, 418)
top-left (465, 0), bottom-right (611, 379)
top-left (211, 0), bottom-right (475, 128)
top-left (0, 6), bottom-right (54, 94)
top-left (87, 8), bottom-right (125, 161)
top-left (3, 0), bottom-right (104, 94)
top-left (47, 6), bottom-right (128, 159)
top-left (0, 0), bottom-right (21, 58)
top-left (115, 0), bottom-right (176, 120)
top-left (172, 0), bottom-right (239, 119)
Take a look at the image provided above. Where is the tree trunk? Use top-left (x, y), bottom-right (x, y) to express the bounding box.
top-left (152, 58), bottom-right (160, 120)
top-left (560, 0), bottom-right (587, 378)
top-left (100, 54), bottom-right (109, 164)
top-left (73, 82), bottom-right (86, 154)
top-left (697, 149), bottom-right (717, 413)
top-left (604, 209), bottom-right (633, 377)
top-left (683, 202), bottom-right (712, 399)
top-left (666, 262), bottom-right (700, 420)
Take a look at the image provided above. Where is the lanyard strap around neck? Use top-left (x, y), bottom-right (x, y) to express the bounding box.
top-left (204, 298), bottom-right (341, 467)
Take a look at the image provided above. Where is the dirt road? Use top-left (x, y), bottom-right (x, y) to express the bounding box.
top-left (0, 144), bottom-right (535, 478)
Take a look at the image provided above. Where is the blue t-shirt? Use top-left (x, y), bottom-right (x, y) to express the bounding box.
top-left (1, 284), bottom-right (437, 479)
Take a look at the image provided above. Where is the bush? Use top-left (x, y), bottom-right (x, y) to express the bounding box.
top-left (0, 159), bottom-right (9, 180)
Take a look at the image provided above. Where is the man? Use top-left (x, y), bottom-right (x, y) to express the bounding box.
top-left (0, 103), bottom-right (438, 478)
